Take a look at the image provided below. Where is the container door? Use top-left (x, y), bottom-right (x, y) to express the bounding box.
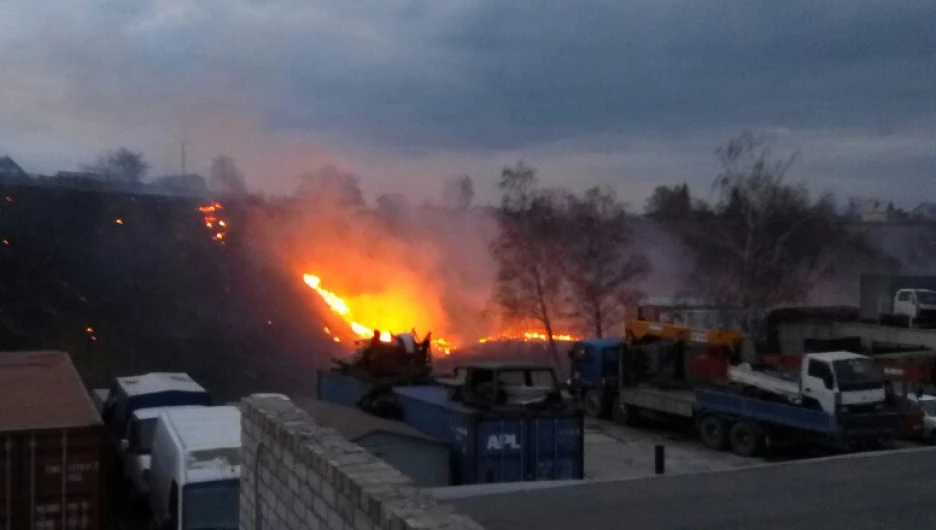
top-left (18, 430), bottom-right (102, 530)
top-left (474, 419), bottom-right (525, 483)
top-left (525, 416), bottom-right (583, 481)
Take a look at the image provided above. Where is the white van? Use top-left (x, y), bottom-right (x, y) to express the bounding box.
top-left (149, 406), bottom-right (241, 530)
top-left (122, 405), bottom-right (207, 497)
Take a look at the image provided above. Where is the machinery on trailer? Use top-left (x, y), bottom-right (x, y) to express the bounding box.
top-left (567, 320), bottom-right (743, 418)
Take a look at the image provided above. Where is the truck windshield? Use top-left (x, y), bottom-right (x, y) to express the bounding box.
top-left (182, 479), bottom-right (240, 530)
top-left (916, 291), bottom-right (936, 304)
top-left (833, 359), bottom-right (883, 392)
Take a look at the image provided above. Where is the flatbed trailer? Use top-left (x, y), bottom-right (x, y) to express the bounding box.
top-left (612, 386), bottom-right (904, 457)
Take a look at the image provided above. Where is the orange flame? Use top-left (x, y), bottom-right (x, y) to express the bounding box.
top-left (302, 273), bottom-right (452, 355)
top-left (115, 218), bottom-right (124, 225)
top-left (198, 203), bottom-right (229, 244)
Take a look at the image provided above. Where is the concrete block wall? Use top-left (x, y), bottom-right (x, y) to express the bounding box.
top-left (240, 395), bottom-right (485, 530)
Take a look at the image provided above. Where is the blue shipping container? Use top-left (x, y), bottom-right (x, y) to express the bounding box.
top-left (316, 370), bottom-right (376, 408)
top-left (393, 386), bottom-right (584, 485)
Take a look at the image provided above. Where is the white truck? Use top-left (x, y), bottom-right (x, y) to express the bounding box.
top-left (893, 288), bottom-right (936, 328)
top-left (121, 405), bottom-right (207, 499)
top-left (728, 351), bottom-right (887, 415)
top-left (149, 406), bottom-right (241, 530)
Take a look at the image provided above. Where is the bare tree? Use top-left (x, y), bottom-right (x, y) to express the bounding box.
top-left (564, 187), bottom-right (649, 337)
top-left (210, 155), bottom-right (247, 197)
top-left (441, 175), bottom-right (475, 210)
top-left (295, 164), bottom-right (365, 208)
top-left (85, 148), bottom-right (148, 183)
top-left (688, 132), bottom-right (839, 314)
top-left (490, 163), bottom-right (567, 366)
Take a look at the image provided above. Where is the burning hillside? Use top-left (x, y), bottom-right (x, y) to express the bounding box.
top-left (244, 189), bottom-right (578, 355)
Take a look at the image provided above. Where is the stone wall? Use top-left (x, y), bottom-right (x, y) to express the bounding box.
top-left (240, 395), bottom-right (485, 530)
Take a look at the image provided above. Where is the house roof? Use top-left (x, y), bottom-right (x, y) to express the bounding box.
top-left (295, 398), bottom-right (445, 444)
top-left (0, 156), bottom-right (27, 178)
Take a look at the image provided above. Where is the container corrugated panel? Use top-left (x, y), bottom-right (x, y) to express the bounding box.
top-left (315, 370), bottom-right (375, 408)
top-left (394, 386), bottom-right (584, 485)
top-left (0, 351), bottom-right (104, 530)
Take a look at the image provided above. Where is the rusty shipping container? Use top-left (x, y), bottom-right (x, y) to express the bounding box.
top-left (0, 351), bottom-right (104, 530)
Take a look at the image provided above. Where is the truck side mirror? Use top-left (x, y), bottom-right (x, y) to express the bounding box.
top-left (823, 375), bottom-right (834, 390)
top-left (120, 439), bottom-right (130, 452)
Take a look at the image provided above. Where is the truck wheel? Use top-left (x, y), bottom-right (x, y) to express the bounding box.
top-left (612, 400), bottom-right (638, 426)
top-left (584, 389), bottom-right (609, 419)
top-left (729, 421), bottom-right (764, 457)
top-left (699, 416), bottom-right (728, 451)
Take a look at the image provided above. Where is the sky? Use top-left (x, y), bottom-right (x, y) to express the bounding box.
top-left (0, 0), bottom-right (933, 208)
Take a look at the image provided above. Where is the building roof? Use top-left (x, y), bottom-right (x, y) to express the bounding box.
top-left (0, 156), bottom-right (27, 179)
top-left (0, 351), bottom-right (102, 432)
top-left (160, 406), bottom-right (241, 484)
top-left (295, 398), bottom-right (445, 444)
top-left (117, 372), bottom-right (206, 397)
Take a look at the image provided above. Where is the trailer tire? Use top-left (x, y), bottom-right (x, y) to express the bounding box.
top-left (612, 400), bottom-right (638, 426)
top-left (699, 416), bottom-right (728, 451)
top-left (729, 421), bottom-right (764, 457)
top-left (584, 389), bottom-right (610, 419)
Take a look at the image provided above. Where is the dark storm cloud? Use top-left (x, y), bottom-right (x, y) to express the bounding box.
top-left (275, 0), bottom-right (935, 150)
top-left (0, 0), bottom-right (932, 203)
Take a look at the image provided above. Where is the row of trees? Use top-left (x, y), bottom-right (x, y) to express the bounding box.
top-left (490, 132), bottom-right (902, 358)
top-left (81, 148), bottom-right (248, 196)
top-left (491, 163), bottom-right (648, 363)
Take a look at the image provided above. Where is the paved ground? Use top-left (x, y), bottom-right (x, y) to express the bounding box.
top-left (451, 447), bottom-right (936, 530)
top-left (583, 418), bottom-right (757, 479)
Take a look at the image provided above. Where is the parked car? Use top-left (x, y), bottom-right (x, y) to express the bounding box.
top-left (149, 406), bottom-right (241, 530)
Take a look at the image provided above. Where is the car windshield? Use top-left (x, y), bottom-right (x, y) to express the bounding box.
top-left (182, 479), bottom-right (240, 530)
top-left (833, 358), bottom-right (883, 391)
top-left (916, 291), bottom-right (936, 304)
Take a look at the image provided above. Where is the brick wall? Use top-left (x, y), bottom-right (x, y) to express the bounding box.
top-left (240, 395), bottom-right (485, 530)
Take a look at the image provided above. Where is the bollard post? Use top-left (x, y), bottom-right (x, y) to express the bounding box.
top-left (655, 444), bottom-right (665, 475)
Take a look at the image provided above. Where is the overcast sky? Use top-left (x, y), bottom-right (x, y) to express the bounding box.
top-left (1, 0), bottom-right (933, 207)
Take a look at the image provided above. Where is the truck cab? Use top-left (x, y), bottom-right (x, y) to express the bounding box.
top-left (122, 405), bottom-right (207, 498)
top-left (149, 406), bottom-right (241, 530)
top-left (893, 289), bottom-right (936, 328)
top-left (566, 338), bottom-right (624, 418)
top-left (801, 352), bottom-right (887, 415)
top-left (732, 351), bottom-right (887, 416)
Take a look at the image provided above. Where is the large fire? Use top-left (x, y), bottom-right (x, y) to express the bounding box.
top-left (303, 273), bottom-right (453, 354)
top-left (302, 272), bottom-right (578, 355)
